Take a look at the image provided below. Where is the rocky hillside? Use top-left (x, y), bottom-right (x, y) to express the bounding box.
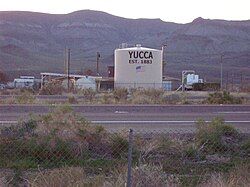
top-left (0, 10), bottom-right (249, 81)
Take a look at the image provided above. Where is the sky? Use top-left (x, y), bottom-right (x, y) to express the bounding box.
top-left (0, 0), bottom-right (249, 23)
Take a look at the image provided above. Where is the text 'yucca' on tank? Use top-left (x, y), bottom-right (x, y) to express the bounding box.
top-left (128, 51), bottom-right (153, 59)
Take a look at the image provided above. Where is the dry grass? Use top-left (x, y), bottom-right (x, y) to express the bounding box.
top-left (24, 164), bottom-right (179, 187)
top-left (2, 164), bottom-right (249, 187)
top-left (0, 170), bottom-right (18, 187)
top-left (1, 88), bottom-right (249, 105)
top-left (107, 164), bottom-right (178, 186)
top-left (134, 164), bottom-right (180, 186)
top-left (0, 88), bottom-right (34, 96)
top-left (26, 167), bottom-right (106, 187)
top-left (0, 173), bottom-right (8, 187)
top-left (0, 89), bottom-right (36, 104)
top-left (200, 164), bottom-right (250, 187)
top-left (25, 166), bottom-right (126, 187)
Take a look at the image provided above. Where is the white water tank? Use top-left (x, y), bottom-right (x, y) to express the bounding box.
top-left (76, 76), bottom-right (96, 90)
top-left (187, 74), bottom-right (199, 85)
top-left (114, 44), bottom-right (163, 89)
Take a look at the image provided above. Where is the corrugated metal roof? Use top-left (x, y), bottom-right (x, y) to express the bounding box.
top-left (41, 72), bottom-right (85, 78)
top-left (41, 72), bottom-right (102, 79)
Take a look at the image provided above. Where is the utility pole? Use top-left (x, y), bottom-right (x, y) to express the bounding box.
top-left (64, 48), bottom-right (67, 74)
top-left (182, 71), bottom-right (185, 92)
top-left (226, 71), bottom-right (229, 91)
top-left (240, 73), bottom-right (243, 92)
top-left (232, 72), bottom-right (234, 91)
top-left (67, 48), bottom-right (71, 92)
top-left (220, 54), bottom-right (224, 91)
top-left (162, 44), bottom-right (167, 79)
top-left (96, 52), bottom-right (100, 76)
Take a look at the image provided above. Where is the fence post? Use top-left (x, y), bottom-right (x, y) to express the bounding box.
top-left (127, 129), bottom-right (133, 187)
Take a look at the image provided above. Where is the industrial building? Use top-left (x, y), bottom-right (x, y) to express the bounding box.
top-left (114, 44), bottom-right (163, 89)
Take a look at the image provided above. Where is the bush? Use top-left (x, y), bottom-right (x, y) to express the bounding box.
top-left (67, 95), bottom-right (78, 104)
top-left (154, 136), bottom-right (180, 154)
top-left (78, 88), bottom-right (96, 101)
top-left (110, 134), bottom-right (129, 158)
top-left (204, 91), bottom-right (242, 104)
top-left (183, 145), bottom-right (201, 160)
top-left (130, 94), bottom-right (152, 104)
top-left (1, 118), bottom-right (37, 139)
top-left (15, 90), bottom-right (36, 104)
top-left (0, 105), bottom-right (112, 169)
top-left (241, 139), bottom-right (250, 155)
top-left (0, 136), bottom-right (74, 168)
top-left (193, 82), bottom-right (220, 91)
top-left (36, 105), bottom-right (91, 140)
top-left (130, 88), bottom-right (165, 104)
top-left (195, 117), bottom-right (240, 153)
top-left (39, 81), bottom-right (66, 95)
top-left (113, 88), bottom-right (128, 102)
top-left (99, 93), bottom-right (115, 104)
top-left (162, 93), bottom-right (182, 104)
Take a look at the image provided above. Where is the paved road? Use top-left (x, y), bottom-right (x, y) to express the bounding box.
top-left (0, 105), bottom-right (250, 132)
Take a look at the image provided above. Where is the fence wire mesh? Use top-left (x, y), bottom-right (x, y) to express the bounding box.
top-left (0, 115), bottom-right (249, 186)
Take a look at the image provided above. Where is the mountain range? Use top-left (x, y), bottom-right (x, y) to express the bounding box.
top-left (0, 10), bottom-right (250, 81)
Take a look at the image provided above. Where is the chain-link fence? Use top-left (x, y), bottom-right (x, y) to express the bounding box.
top-left (0, 115), bottom-right (249, 186)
